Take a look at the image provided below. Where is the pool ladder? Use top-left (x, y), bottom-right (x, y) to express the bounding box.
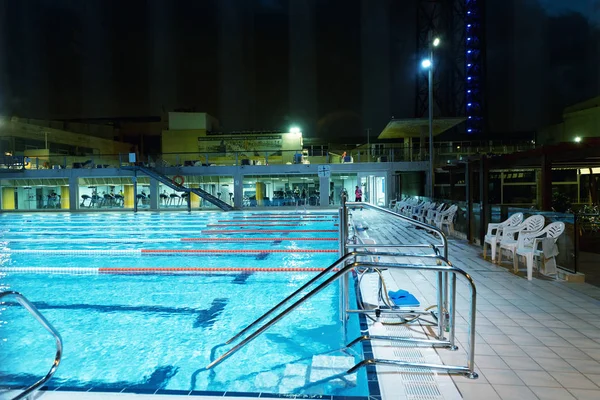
top-left (206, 251), bottom-right (478, 379)
top-left (206, 201), bottom-right (478, 379)
top-left (0, 291), bottom-right (63, 400)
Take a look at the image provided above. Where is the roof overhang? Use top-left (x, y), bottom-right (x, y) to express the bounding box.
top-left (378, 117), bottom-right (466, 140)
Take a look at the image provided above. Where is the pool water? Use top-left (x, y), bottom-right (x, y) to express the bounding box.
top-left (0, 212), bottom-right (370, 397)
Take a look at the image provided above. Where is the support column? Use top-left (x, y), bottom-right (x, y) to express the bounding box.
top-left (448, 169), bottom-right (454, 200)
top-left (2, 187), bottom-right (15, 210)
top-left (68, 176), bottom-right (78, 211)
top-left (385, 170), bottom-right (392, 207)
top-left (319, 176), bottom-right (330, 208)
top-left (124, 185), bottom-right (135, 209)
top-left (465, 162), bottom-right (474, 242)
top-left (61, 186), bottom-right (70, 210)
top-left (541, 154), bottom-right (552, 211)
top-left (189, 184), bottom-right (201, 209)
top-left (149, 178), bottom-right (159, 210)
top-left (233, 171), bottom-right (243, 209)
top-left (479, 156), bottom-right (489, 245)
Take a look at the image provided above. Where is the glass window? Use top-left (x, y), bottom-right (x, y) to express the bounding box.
top-left (159, 175), bottom-right (234, 209)
top-left (1, 178), bottom-right (68, 210)
top-left (330, 173), bottom-right (358, 206)
top-left (78, 177), bottom-right (138, 209)
top-left (242, 174), bottom-right (320, 207)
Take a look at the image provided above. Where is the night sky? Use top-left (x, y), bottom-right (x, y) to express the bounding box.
top-left (0, 0), bottom-right (598, 141)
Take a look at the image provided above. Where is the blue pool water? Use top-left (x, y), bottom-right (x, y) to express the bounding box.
top-left (0, 212), bottom-right (371, 398)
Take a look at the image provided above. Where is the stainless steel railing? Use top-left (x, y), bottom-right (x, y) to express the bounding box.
top-left (342, 199), bottom-right (450, 341)
top-left (344, 200), bottom-right (448, 258)
top-left (205, 254), bottom-right (477, 378)
top-left (207, 199), bottom-right (477, 379)
top-left (0, 291), bottom-right (63, 400)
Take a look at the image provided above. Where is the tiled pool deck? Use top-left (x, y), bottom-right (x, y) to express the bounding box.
top-left (353, 207), bottom-right (600, 400)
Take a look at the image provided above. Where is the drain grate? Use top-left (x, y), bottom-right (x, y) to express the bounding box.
top-left (374, 319), bottom-right (448, 400)
top-left (404, 382), bottom-right (444, 400)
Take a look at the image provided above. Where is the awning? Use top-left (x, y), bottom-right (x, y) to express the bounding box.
top-left (377, 117), bottom-right (466, 139)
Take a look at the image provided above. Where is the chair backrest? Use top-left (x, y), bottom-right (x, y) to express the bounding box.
top-left (522, 215), bottom-right (546, 233)
top-left (501, 214), bottom-right (545, 240)
top-left (440, 204), bottom-right (458, 220)
top-left (518, 221), bottom-right (565, 248)
top-left (427, 203), bottom-right (442, 217)
top-left (504, 212), bottom-right (524, 227)
top-left (545, 221), bottom-right (565, 239)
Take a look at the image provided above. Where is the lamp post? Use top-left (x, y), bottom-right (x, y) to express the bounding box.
top-left (421, 33), bottom-right (440, 198)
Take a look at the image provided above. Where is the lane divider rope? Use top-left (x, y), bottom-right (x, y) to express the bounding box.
top-left (141, 249), bottom-right (338, 254)
top-left (6, 249), bottom-right (141, 255)
top-left (181, 237), bottom-right (337, 242)
top-left (100, 267), bottom-right (339, 273)
top-left (201, 229), bottom-right (338, 234)
top-left (0, 267), bottom-right (99, 274)
top-left (217, 219), bottom-right (335, 223)
top-left (246, 215), bottom-right (330, 218)
top-left (0, 267), bottom-right (340, 274)
top-left (2, 248), bottom-right (337, 255)
top-left (206, 224), bottom-right (303, 227)
top-left (3, 238), bottom-right (181, 244)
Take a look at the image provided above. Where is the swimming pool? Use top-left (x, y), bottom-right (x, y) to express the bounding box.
top-left (0, 212), bottom-right (372, 398)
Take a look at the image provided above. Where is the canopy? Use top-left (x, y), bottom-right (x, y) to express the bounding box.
top-left (377, 117), bottom-right (466, 139)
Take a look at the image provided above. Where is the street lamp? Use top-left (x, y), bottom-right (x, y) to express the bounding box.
top-left (421, 32), bottom-right (440, 198)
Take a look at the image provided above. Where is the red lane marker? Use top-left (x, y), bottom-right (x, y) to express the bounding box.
top-left (98, 267), bottom-right (340, 273)
top-left (245, 215), bottom-right (328, 218)
top-left (206, 224), bottom-right (302, 227)
top-left (202, 229), bottom-right (338, 234)
top-left (141, 249), bottom-right (338, 254)
top-left (181, 237), bottom-right (338, 241)
top-left (217, 219), bottom-right (333, 223)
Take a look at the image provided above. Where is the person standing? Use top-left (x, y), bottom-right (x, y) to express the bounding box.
top-left (355, 185), bottom-right (362, 202)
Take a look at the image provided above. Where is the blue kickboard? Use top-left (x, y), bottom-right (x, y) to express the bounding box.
top-left (388, 289), bottom-right (420, 307)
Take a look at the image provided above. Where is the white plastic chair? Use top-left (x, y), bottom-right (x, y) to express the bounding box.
top-left (412, 202), bottom-right (435, 222)
top-left (401, 198), bottom-right (422, 217)
top-left (497, 215), bottom-right (545, 266)
top-left (483, 213), bottom-right (523, 262)
top-left (514, 221), bottom-right (565, 280)
top-left (426, 203), bottom-right (446, 225)
top-left (394, 197), bottom-right (413, 213)
top-left (435, 204), bottom-right (458, 235)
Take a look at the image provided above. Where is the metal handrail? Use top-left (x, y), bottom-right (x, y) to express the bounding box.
top-left (206, 255), bottom-right (477, 379)
top-left (343, 200), bottom-right (449, 340)
top-left (0, 291), bottom-right (63, 400)
top-left (345, 201), bottom-right (448, 258)
top-left (224, 250), bottom-right (447, 346)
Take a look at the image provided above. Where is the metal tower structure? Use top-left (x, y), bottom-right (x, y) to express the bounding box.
top-left (416, 0), bottom-right (485, 135)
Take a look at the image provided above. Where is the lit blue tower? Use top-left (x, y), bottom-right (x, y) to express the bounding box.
top-left (465, 0), bottom-right (484, 135)
top-left (416, 0), bottom-right (485, 136)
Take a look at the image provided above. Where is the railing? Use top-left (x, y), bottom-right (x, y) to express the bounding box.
top-left (125, 165), bottom-right (234, 211)
top-left (0, 291), bottom-right (63, 400)
top-left (206, 199), bottom-right (478, 379)
top-left (205, 252), bottom-right (477, 378)
top-left (343, 200), bottom-right (449, 341)
top-left (0, 155), bottom-right (26, 170)
top-left (1, 140), bottom-right (535, 171)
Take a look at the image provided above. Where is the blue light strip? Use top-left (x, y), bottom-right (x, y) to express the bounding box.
top-left (465, 0), bottom-right (482, 134)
